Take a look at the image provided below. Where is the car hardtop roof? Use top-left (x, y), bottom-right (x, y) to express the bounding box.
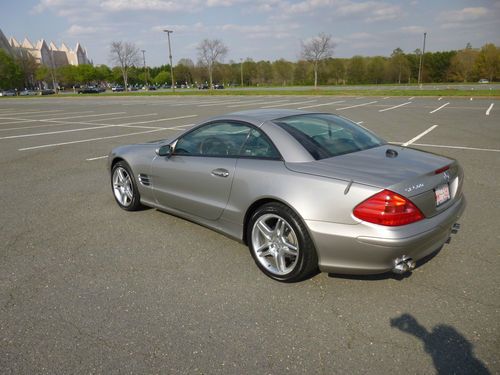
top-left (207, 108), bottom-right (318, 125)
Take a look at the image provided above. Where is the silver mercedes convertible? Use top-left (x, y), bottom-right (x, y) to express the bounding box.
top-left (108, 109), bottom-right (465, 282)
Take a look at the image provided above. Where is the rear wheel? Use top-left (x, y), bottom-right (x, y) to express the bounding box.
top-left (247, 202), bottom-right (318, 282)
top-left (111, 161), bottom-right (143, 211)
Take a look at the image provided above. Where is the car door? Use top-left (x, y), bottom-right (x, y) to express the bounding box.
top-left (151, 121), bottom-right (253, 221)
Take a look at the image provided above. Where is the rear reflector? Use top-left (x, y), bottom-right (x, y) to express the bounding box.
top-left (353, 189), bottom-right (424, 226)
top-left (435, 165), bottom-right (450, 174)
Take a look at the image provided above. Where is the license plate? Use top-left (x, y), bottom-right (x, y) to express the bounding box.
top-left (435, 184), bottom-right (450, 206)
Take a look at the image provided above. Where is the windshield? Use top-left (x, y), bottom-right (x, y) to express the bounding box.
top-left (274, 114), bottom-right (385, 160)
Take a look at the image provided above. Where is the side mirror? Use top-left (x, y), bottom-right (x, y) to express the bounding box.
top-left (156, 144), bottom-right (172, 157)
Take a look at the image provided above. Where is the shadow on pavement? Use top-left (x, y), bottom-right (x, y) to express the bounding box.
top-left (390, 313), bottom-right (490, 375)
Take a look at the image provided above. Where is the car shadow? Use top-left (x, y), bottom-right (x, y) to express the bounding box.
top-left (327, 247), bottom-right (442, 281)
top-left (390, 313), bottom-right (490, 374)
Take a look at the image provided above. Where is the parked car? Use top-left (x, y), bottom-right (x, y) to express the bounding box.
top-left (78, 86), bottom-right (100, 94)
top-left (108, 109), bottom-right (465, 282)
top-left (112, 86), bottom-right (124, 92)
top-left (0, 89), bottom-right (17, 96)
top-left (40, 89), bottom-right (55, 95)
top-left (214, 84), bottom-right (224, 89)
top-left (198, 84), bottom-right (209, 90)
top-left (478, 79), bottom-right (489, 84)
top-left (19, 89), bottom-right (37, 96)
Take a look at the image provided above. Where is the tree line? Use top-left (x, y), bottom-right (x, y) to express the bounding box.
top-left (1, 41), bottom-right (498, 91)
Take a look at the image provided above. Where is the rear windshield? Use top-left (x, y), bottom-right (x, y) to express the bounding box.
top-left (274, 114), bottom-right (385, 160)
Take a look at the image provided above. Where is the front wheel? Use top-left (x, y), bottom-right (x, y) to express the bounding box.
top-left (111, 161), bottom-right (143, 211)
top-left (247, 203), bottom-right (318, 282)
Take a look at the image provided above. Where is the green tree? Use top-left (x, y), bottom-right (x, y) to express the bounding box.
top-left (272, 59), bottom-right (293, 86)
top-left (474, 43), bottom-right (500, 82)
top-left (153, 71), bottom-right (171, 85)
top-left (347, 56), bottom-right (366, 84)
top-left (15, 51), bottom-right (38, 89)
top-left (75, 64), bottom-right (96, 84)
top-left (94, 64), bottom-right (112, 83)
top-left (0, 49), bottom-right (23, 89)
top-left (448, 45), bottom-right (478, 82)
top-left (389, 48), bottom-right (409, 84)
top-left (366, 57), bottom-right (386, 84)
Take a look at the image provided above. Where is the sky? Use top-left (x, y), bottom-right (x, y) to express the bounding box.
top-left (1, 0), bottom-right (499, 67)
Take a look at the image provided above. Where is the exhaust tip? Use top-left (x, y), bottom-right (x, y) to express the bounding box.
top-left (392, 256), bottom-right (415, 274)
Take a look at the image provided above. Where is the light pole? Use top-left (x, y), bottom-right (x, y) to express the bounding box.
top-left (417, 32), bottom-right (427, 86)
top-left (141, 49), bottom-right (148, 87)
top-left (163, 29), bottom-right (175, 92)
top-left (240, 58), bottom-right (244, 87)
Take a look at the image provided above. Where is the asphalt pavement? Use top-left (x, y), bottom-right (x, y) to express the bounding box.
top-left (0, 94), bottom-right (498, 374)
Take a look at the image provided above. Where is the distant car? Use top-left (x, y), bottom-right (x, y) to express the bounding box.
top-left (108, 109), bottom-right (465, 282)
top-left (78, 87), bottom-right (100, 94)
top-left (40, 89), bottom-right (55, 95)
top-left (0, 89), bottom-right (17, 96)
top-left (214, 84), bottom-right (224, 89)
top-left (198, 84), bottom-right (209, 90)
top-left (19, 89), bottom-right (37, 96)
top-left (478, 79), bottom-right (489, 84)
top-left (112, 86), bottom-right (125, 92)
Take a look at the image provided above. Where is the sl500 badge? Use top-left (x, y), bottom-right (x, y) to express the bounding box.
top-left (405, 183), bottom-right (425, 193)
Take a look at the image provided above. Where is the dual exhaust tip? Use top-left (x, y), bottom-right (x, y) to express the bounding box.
top-left (392, 223), bottom-right (460, 274)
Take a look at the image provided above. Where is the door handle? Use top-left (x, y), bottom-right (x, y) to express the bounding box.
top-left (211, 168), bottom-right (229, 177)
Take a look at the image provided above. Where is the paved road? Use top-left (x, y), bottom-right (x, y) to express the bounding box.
top-left (0, 95), bottom-right (498, 374)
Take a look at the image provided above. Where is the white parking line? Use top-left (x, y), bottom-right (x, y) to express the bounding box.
top-left (336, 101), bottom-right (378, 111)
top-left (260, 100), bottom-right (316, 109)
top-left (86, 156), bottom-right (108, 161)
top-left (378, 101), bottom-right (412, 112)
top-left (486, 103), bottom-right (494, 115)
top-left (0, 109), bottom-right (66, 117)
top-left (402, 125), bottom-right (438, 146)
top-left (438, 97), bottom-right (443, 101)
top-left (227, 100), bottom-right (287, 108)
top-left (198, 100), bottom-right (246, 107)
top-left (4, 115), bottom-right (198, 140)
top-left (408, 96), bottom-right (415, 100)
top-left (297, 101), bottom-right (345, 109)
top-left (382, 97), bottom-right (390, 100)
top-left (0, 113), bottom-right (158, 132)
top-left (43, 112), bottom-right (126, 121)
top-left (19, 124), bottom-right (195, 151)
top-left (429, 102), bottom-right (449, 114)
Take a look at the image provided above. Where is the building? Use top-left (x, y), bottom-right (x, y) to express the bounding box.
top-left (0, 28), bottom-right (91, 67)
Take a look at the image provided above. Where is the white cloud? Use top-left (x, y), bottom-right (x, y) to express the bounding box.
top-left (439, 7), bottom-right (496, 30)
top-left (400, 26), bottom-right (425, 35)
top-left (151, 23), bottom-right (208, 34)
top-left (441, 7), bottom-right (488, 23)
top-left (66, 24), bottom-right (107, 36)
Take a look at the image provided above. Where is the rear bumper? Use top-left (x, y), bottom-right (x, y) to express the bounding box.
top-left (306, 195), bottom-right (466, 275)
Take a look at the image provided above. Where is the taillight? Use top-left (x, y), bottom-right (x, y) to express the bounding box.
top-left (353, 189), bottom-right (424, 226)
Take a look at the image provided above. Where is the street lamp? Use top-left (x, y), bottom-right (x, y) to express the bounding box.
top-left (141, 49), bottom-right (148, 87)
top-left (240, 58), bottom-right (243, 87)
top-left (163, 29), bottom-right (175, 92)
top-left (417, 32), bottom-right (427, 86)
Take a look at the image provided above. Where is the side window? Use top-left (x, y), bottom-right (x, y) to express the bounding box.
top-left (174, 122), bottom-right (252, 157)
top-left (239, 129), bottom-right (280, 159)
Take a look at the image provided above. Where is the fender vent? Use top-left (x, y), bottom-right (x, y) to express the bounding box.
top-left (138, 174), bottom-right (151, 186)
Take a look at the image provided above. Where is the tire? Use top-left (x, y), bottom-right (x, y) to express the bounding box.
top-left (247, 202), bottom-right (318, 282)
top-left (111, 161), bottom-right (143, 211)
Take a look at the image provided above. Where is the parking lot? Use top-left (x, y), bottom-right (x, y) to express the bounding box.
top-left (1, 94), bottom-right (499, 374)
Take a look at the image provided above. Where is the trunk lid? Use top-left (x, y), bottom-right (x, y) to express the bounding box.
top-left (285, 145), bottom-right (464, 217)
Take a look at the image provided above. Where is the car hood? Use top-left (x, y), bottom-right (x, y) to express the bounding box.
top-left (285, 145), bottom-right (455, 192)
